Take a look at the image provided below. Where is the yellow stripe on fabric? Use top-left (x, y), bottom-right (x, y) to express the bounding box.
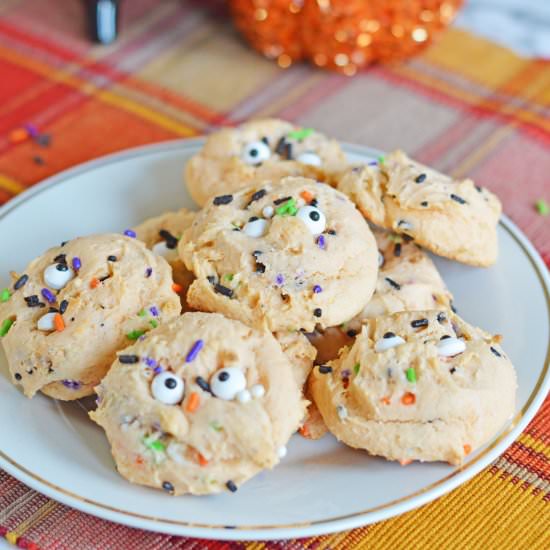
top-left (0, 173), bottom-right (25, 194)
top-left (244, 542), bottom-right (266, 550)
top-left (518, 433), bottom-right (550, 460)
top-left (6, 499), bottom-right (58, 542)
top-left (0, 46), bottom-right (195, 137)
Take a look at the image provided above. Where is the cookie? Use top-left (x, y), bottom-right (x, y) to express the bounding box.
top-left (179, 177), bottom-right (379, 332)
top-left (0, 234), bottom-right (181, 400)
top-left (90, 312), bottom-right (306, 495)
top-left (337, 151), bottom-right (502, 266)
top-left (308, 228), bottom-right (453, 364)
top-left (185, 118), bottom-right (348, 207)
top-left (275, 331), bottom-right (317, 389)
top-left (133, 208), bottom-right (196, 308)
top-left (309, 310), bottom-right (517, 465)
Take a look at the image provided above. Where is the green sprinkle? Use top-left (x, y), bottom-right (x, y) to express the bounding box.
top-left (353, 363), bottom-right (360, 375)
top-left (406, 367), bottom-right (417, 383)
top-left (535, 199), bottom-right (549, 216)
top-left (209, 421), bottom-right (223, 432)
top-left (287, 128), bottom-right (314, 141)
top-left (224, 274), bottom-right (234, 281)
top-left (137, 309), bottom-right (146, 317)
top-left (127, 329), bottom-right (146, 340)
top-left (275, 198), bottom-right (298, 216)
top-left (0, 289), bottom-right (11, 302)
top-left (150, 319), bottom-right (158, 329)
top-left (378, 155), bottom-right (385, 164)
top-left (143, 436), bottom-right (165, 452)
top-left (0, 318), bottom-right (14, 337)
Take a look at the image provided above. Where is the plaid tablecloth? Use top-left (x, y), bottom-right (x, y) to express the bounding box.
top-left (0, 1), bottom-right (549, 548)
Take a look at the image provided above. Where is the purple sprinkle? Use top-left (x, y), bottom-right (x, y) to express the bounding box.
top-left (145, 267), bottom-right (153, 278)
top-left (367, 160), bottom-right (378, 166)
top-left (186, 339), bottom-right (204, 363)
top-left (153, 365), bottom-right (163, 374)
top-left (24, 123), bottom-right (39, 138)
top-left (341, 369), bottom-right (351, 379)
top-left (316, 235), bottom-right (326, 249)
top-left (72, 257), bottom-right (81, 271)
top-left (124, 229), bottom-right (137, 238)
top-left (138, 334), bottom-right (147, 342)
top-left (275, 274), bottom-right (285, 286)
top-left (149, 306), bottom-right (159, 317)
top-left (41, 288), bottom-right (56, 303)
top-left (62, 379), bottom-right (81, 390)
top-left (144, 357), bottom-right (157, 368)
top-left (313, 285), bottom-right (323, 294)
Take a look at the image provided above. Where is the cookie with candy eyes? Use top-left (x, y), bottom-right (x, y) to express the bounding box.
top-left (90, 312), bottom-right (306, 495)
top-left (132, 208), bottom-right (196, 309)
top-left (337, 150), bottom-right (502, 267)
top-left (309, 310), bottom-right (517, 465)
top-left (0, 234), bottom-right (181, 400)
top-left (185, 118), bottom-right (348, 207)
top-left (179, 176), bottom-right (379, 332)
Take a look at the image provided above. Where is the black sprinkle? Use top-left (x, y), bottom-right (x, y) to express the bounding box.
top-left (14, 274), bottom-right (29, 290)
top-left (490, 346), bottom-right (502, 358)
top-left (415, 173), bottom-right (427, 183)
top-left (59, 300), bottom-right (69, 314)
top-left (119, 354), bottom-right (139, 364)
top-left (60, 241), bottom-right (68, 247)
top-left (48, 307), bottom-right (59, 313)
top-left (248, 216), bottom-right (259, 222)
top-left (162, 481), bottom-right (174, 494)
top-left (48, 367), bottom-right (54, 374)
top-left (403, 235), bottom-right (414, 242)
top-left (327, 229), bottom-right (337, 235)
top-left (225, 526), bottom-right (236, 530)
top-left (196, 376), bottom-right (212, 393)
top-left (214, 284), bottom-right (233, 298)
top-left (450, 194), bottom-right (467, 205)
top-left (283, 142), bottom-right (293, 160)
top-left (260, 136), bottom-right (269, 145)
top-left (108, 255), bottom-right (117, 262)
top-left (310, 198), bottom-right (318, 207)
top-left (450, 301), bottom-right (457, 313)
top-left (213, 194), bottom-right (233, 206)
top-left (440, 335), bottom-right (451, 340)
top-left (346, 329), bottom-right (357, 338)
top-left (232, 227), bottom-right (240, 231)
top-left (14, 373), bottom-right (22, 381)
top-left (247, 189), bottom-right (267, 206)
top-left (255, 262), bottom-right (266, 273)
top-left (313, 308), bottom-right (322, 318)
top-left (99, 275), bottom-right (110, 282)
top-left (394, 243), bottom-right (402, 257)
top-left (273, 196), bottom-right (292, 205)
top-left (383, 332), bottom-right (396, 339)
top-left (159, 229), bottom-right (178, 249)
top-left (318, 365), bottom-right (333, 374)
top-left (421, 201), bottom-right (429, 207)
top-left (54, 254), bottom-right (67, 264)
top-left (226, 480), bottom-right (238, 493)
top-left (449, 367), bottom-right (457, 374)
top-left (207, 275), bottom-right (216, 284)
top-left (275, 137), bottom-right (287, 156)
top-left (385, 277), bottom-right (401, 290)
top-left (411, 318), bottom-right (429, 329)
top-left (24, 295), bottom-right (40, 307)
top-left (475, 185), bottom-right (482, 193)
top-left (437, 312), bottom-right (447, 324)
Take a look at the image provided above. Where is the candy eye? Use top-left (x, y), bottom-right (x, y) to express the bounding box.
top-left (296, 152), bottom-right (322, 167)
top-left (241, 141), bottom-right (271, 166)
top-left (152, 241), bottom-right (178, 262)
top-left (210, 367), bottom-right (246, 400)
top-left (243, 218), bottom-right (269, 238)
top-left (37, 312), bottom-right (57, 332)
top-left (151, 371), bottom-right (185, 405)
top-left (296, 205), bottom-right (326, 235)
top-left (44, 263), bottom-right (75, 290)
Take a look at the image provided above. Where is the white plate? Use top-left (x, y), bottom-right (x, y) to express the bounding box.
top-left (0, 140), bottom-right (548, 541)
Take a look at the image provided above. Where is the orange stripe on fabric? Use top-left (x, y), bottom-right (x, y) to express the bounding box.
top-left (518, 433), bottom-right (550, 460)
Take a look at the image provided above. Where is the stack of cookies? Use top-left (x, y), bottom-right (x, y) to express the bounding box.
top-left (0, 118), bottom-right (516, 496)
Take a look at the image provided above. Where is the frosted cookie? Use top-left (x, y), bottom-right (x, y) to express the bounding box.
top-left (180, 177), bottom-right (378, 332)
top-left (185, 118), bottom-right (348, 206)
top-left (91, 312), bottom-right (306, 495)
top-left (133, 208), bottom-right (196, 308)
top-left (309, 310), bottom-right (517, 465)
top-left (337, 151), bottom-right (502, 266)
top-left (0, 234), bottom-right (181, 400)
top-left (308, 228), bottom-right (453, 364)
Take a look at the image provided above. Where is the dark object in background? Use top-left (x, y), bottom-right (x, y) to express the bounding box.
top-left (87, 0), bottom-right (119, 44)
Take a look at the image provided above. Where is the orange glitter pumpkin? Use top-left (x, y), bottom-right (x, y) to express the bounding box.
top-left (229, 0), bottom-right (463, 74)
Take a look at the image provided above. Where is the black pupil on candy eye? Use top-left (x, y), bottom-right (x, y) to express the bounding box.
top-left (309, 211), bottom-right (320, 221)
top-left (250, 148), bottom-right (258, 157)
top-left (56, 264), bottom-right (68, 271)
top-left (219, 372), bottom-right (230, 381)
top-left (165, 378), bottom-right (178, 389)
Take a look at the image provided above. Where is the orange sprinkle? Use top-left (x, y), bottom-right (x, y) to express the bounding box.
top-left (399, 458), bottom-right (412, 466)
top-left (172, 283), bottom-right (183, 294)
top-left (90, 277), bottom-right (100, 289)
top-left (135, 455), bottom-right (144, 465)
top-left (464, 444), bottom-right (472, 455)
top-left (300, 190), bottom-right (314, 203)
top-left (9, 128), bottom-right (29, 143)
top-left (299, 425), bottom-right (310, 438)
top-left (186, 392), bottom-right (200, 412)
top-left (380, 396), bottom-right (391, 405)
top-left (401, 392), bottom-right (416, 405)
top-left (198, 453), bottom-right (209, 467)
top-left (54, 313), bottom-right (65, 332)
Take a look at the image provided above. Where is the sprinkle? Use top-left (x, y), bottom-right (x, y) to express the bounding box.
top-left (437, 337), bottom-right (466, 357)
top-left (198, 453), bottom-right (209, 467)
top-left (300, 190), bottom-right (314, 203)
top-left (437, 312), bottom-right (447, 324)
top-left (145, 267), bottom-right (153, 278)
top-left (226, 480), bottom-right (238, 493)
top-left (107, 255), bottom-right (117, 262)
top-left (313, 308), bottom-right (322, 317)
top-left (213, 194), bottom-right (233, 205)
top-left (186, 339), bottom-right (204, 362)
top-left (149, 306), bottom-right (159, 317)
top-left (209, 421), bottom-right (223, 432)
top-left (71, 257), bottom-right (81, 272)
top-left (59, 300), bottom-right (68, 314)
top-left (144, 357), bottom-right (157, 368)
top-left (288, 127), bottom-right (314, 141)
top-left (275, 137), bottom-right (287, 156)
top-left (159, 229), bottom-right (178, 249)
top-left (406, 367), bottom-right (417, 383)
top-left (247, 188), bottom-right (267, 206)
top-left (312, 284), bottom-right (323, 294)
top-left (90, 278), bottom-right (100, 289)
top-left (450, 194), bottom-right (467, 205)
top-left (375, 334), bottom-right (405, 352)
top-left (274, 196), bottom-right (292, 205)
top-left (14, 274), bottom-right (29, 290)
top-left (144, 436), bottom-right (166, 452)
top-left (463, 444), bottom-right (472, 455)
top-left (421, 201), bottom-right (429, 207)
top-left (353, 363), bottom-right (360, 375)
top-left (316, 234), bottom-right (326, 249)
top-left (535, 199), bottom-right (549, 216)
top-left (394, 243), bottom-right (402, 257)
top-left (24, 295), bottom-right (41, 307)
top-left (380, 396), bottom-right (391, 405)
top-left (327, 229), bottom-right (336, 235)
top-left (0, 289), bottom-right (11, 302)
top-left (262, 205), bottom-right (274, 218)
top-left (41, 288), bottom-right (56, 303)
top-left (14, 373), bottom-right (22, 381)
top-left (153, 365), bottom-right (163, 374)
top-left (62, 379), bottom-right (80, 389)
top-left (224, 274), bottom-right (234, 282)
top-left (0, 318), bottom-right (14, 337)
top-left (411, 318), bottom-right (429, 329)
top-left (399, 459), bottom-right (412, 466)
top-left (150, 319), bottom-right (158, 328)
top-left (450, 301), bottom-right (457, 313)
top-left (385, 277), bottom-right (401, 290)
top-left (255, 262), bottom-right (266, 273)
top-left (186, 392), bottom-right (200, 412)
top-left (138, 309), bottom-right (146, 317)
top-left (124, 229), bottom-right (136, 238)
top-left (275, 274), bottom-right (285, 286)
top-left (299, 425), bottom-right (310, 438)
top-left (162, 481), bottom-right (174, 493)
top-left (377, 155), bottom-right (385, 164)
top-left (490, 346), bottom-right (502, 357)
top-left (384, 331), bottom-right (396, 338)
top-left (54, 313), bottom-right (65, 332)
top-left (347, 329), bottom-right (357, 337)
top-left (336, 404), bottom-right (348, 420)
top-left (172, 283), bottom-right (183, 293)
top-left (196, 376), bottom-right (212, 393)
top-left (318, 365), bottom-right (332, 374)
top-left (127, 330), bottom-right (145, 341)
top-left (401, 392), bottom-right (416, 405)
top-left (415, 173), bottom-right (427, 183)
top-left (119, 354), bottom-right (139, 364)
top-left (9, 127), bottom-right (29, 143)
top-left (53, 254), bottom-right (67, 264)
top-left (275, 197), bottom-right (298, 216)
top-left (214, 283), bottom-right (233, 298)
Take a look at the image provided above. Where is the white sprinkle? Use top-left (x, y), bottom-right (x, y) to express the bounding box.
top-left (296, 152), bottom-right (322, 167)
top-left (37, 312), bottom-right (57, 331)
top-left (152, 241), bottom-right (178, 262)
top-left (375, 335), bottom-right (405, 352)
top-left (277, 445), bottom-right (287, 458)
top-left (236, 389), bottom-right (251, 403)
top-left (262, 205), bottom-right (274, 218)
top-left (243, 218), bottom-right (269, 238)
top-left (437, 337), bottom-right (466, 357)
top-left (250, 384), bottom-right (265, 398)
top-left (336, 405), bottom-right (348, 420)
